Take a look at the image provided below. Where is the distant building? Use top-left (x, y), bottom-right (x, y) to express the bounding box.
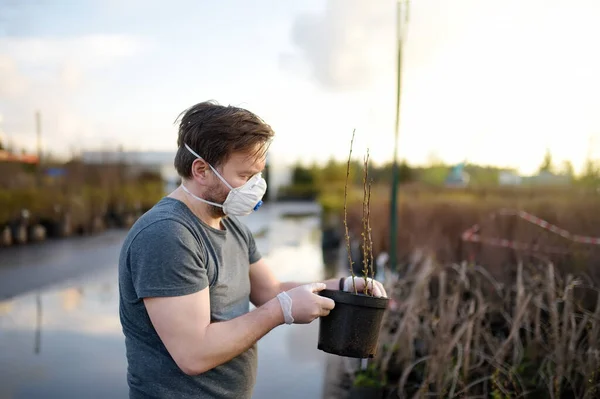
top-left (498, 171), bottom-right (522, 185)
top-left (0, 150), bottom-right (39, 164)
top-left (444, 162), bottom-right (470, 187)
top-left (498, 170), bottom-right (571, 186)
top-left (523, 170), bottom-right (571, 186)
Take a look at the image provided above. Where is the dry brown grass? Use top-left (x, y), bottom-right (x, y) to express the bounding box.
top-left (375, 256), bottom-right (600, 398)
top-left (347, 187), bottom-right (600, 282)
top-left (341, 186), bottom-right (600, 397)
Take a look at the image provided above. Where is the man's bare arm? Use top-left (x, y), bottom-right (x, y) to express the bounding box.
top-left (145, 281), bottom-right (333, 376)
top-left (144, 287), bottom-right (283, 376)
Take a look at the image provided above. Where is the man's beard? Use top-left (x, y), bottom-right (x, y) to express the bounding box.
top-left (205, 183), bottom-right (229, 218)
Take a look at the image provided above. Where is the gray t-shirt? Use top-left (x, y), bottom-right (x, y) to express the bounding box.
top-left (118, 197), bottom-right (262, 399)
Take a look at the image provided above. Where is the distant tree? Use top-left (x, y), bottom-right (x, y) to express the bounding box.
top-left (277, 163), bottom-right (320, 201)
top-left (0, 137), bottom-right (4, 151)
top-left (291, 164), bottom-right (315, 185)
top-left (538, 148), bottom-right (554, 173)
top-left (419, 165), bottom-right (449, 185)
top-left (398, 161), bottom-right (413, 183)
top-left (317, 158), bottom-right (361, 185)
top-left (560, 160), bottom-right (575, 177)
top-left (368, 162), bottom-right (392, 184)
top-left (579, 158), bottom-right (600, 187)
top-left (464, 164), bottom-right (503, 185)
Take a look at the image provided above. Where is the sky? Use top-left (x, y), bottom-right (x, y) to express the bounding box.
top-left (1, 0), bottom-right (600, 175)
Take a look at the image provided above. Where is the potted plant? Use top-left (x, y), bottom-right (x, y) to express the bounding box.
top-left (318, 131), bottom-right (390, 359)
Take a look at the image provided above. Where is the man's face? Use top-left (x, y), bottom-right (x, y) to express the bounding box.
top-left (205, 149), bottom-right (266, 218)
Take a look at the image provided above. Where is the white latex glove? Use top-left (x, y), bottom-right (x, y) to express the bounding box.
top-left (343, 277), bottom-right (387, 298)
top-left (283, 283), bottom-right (336, 324)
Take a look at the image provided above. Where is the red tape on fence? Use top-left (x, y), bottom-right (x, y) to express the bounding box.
top-left (461, 208), bottom-right (600, 254)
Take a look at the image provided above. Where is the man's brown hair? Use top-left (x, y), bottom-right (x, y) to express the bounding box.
top-left (174, 101), bottom-right (275, 178)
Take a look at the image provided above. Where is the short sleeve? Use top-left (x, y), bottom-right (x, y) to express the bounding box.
top-left (128, 219), bottom-right (209, 298)
top-left (247, 229), bottom-right (262, 264)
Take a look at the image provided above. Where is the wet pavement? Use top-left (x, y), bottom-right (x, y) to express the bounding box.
top-left (0, 201), bottom-right (337, 399)
top-left (0, 230), bottom-right (127, 301)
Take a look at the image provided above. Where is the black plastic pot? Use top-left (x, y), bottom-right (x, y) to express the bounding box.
top-left (348, 386), bottom-right (384, 399)
top-left (318, 288), bottom-right (389, 358)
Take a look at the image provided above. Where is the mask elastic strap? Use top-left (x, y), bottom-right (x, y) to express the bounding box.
top-left (180, 184), bottom-right (223, 208)
top-left (184, 143), bottom-right (233, 190)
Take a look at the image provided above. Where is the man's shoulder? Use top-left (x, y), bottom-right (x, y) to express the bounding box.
top-left (125, 198), bottom-right (197, 247)
top-left (118, 199), bottom-right (208, 280)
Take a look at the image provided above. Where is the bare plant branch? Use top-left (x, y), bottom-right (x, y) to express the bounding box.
top-left (361, 150), bottom-right (370, 294)
top-left (343, 129), bottom-right (357, 294)
top-left (367, 178), bottom-right (375, 289)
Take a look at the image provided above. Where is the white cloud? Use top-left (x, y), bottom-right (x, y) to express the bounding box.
top-left (285, 0), bottom-right (396, 90)
top-left (279, 0), bottom-right (600, 173)
top-left (0, 34), bottom-right (148, 70)
top-left (0, 55), bottom-right (30, 97)
top-left (59, 62), bottom-right (84, 91)
top-left (0, 34), bottom-right (150, 156)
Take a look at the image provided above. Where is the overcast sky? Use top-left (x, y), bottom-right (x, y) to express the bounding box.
top-left (1, 0), bottom-right (599, 174)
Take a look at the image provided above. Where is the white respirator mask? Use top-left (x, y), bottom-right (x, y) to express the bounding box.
top-left (180, 143), bottom-right (267, 217)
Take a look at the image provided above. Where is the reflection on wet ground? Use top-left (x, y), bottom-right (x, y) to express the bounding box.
top-left (0, 202), bottom-right (336, 399)
top-left (0, 267), bottom-right (127, 399)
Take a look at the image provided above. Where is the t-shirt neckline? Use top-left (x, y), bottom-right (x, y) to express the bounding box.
top-left (162, 197), bottom-right (228, 236)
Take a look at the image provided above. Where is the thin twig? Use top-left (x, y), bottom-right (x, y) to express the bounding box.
top-left (343, 129), bottom-right (357, 294)
top-left (367, 177), bottom-right (375, 290)
top-left (361, 150), bottom-right (370, 294)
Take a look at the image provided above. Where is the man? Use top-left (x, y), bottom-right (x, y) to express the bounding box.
top-left (118, 101), bottom-right (386, 399)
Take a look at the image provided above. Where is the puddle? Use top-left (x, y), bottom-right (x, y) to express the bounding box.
top-left (0, 267), bottom-right (127, 399)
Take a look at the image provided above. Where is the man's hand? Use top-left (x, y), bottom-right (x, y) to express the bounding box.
top-left (342, 277), bottom-right (387, 298)
top-left (285, 283), bottom-right (335, 324)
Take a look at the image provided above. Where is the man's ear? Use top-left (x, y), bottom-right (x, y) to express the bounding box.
top-left (190, 158), bottom-right (210, 182)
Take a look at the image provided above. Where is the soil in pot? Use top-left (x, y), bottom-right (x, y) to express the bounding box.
top-left (318, 288), bottom-right (389, 358)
